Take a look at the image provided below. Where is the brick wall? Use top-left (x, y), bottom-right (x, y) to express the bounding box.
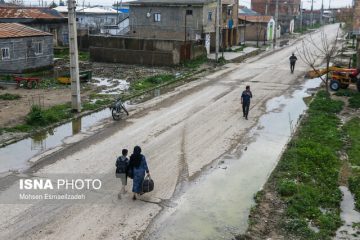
top-left (89, 35), bottom-right (206, 65)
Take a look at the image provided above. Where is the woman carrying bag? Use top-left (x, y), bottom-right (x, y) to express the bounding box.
top-left (128, 146), bottom-right (150, 200)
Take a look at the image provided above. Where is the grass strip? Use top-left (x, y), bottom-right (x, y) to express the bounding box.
top-left (0, 93), bottom-right (21, 100)
top-left (131, 74), bottom-right (176, 91)
top-left (274, 91), bottom-right (344, 239)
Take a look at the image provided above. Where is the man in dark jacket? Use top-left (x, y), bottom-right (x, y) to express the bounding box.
top-left (241, 85), bottom-right (253, 120)
top-left (289, 53), bottom-right (298, 73)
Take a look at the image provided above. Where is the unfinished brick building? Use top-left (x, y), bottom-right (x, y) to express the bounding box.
top-left (251, 0), bottom-right (301, 33)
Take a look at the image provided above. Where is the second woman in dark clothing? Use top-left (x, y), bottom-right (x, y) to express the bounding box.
top-left (128, 146), bottom-right (150, 200)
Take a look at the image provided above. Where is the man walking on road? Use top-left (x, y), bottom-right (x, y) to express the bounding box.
top-left (289, 53), bottom-right (298, 73)
top-left (241, 85), bottom-right (252, 120)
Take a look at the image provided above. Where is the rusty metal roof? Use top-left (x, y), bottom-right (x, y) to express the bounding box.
top-left (0, 23), bottom-right (52, 38)
top-left (0, 7), bottom-right (64, 19)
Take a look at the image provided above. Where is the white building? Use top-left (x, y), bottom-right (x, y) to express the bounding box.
top-left (54, 6), bottom-right (120, 30)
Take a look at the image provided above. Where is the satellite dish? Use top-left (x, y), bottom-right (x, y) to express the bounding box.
top-left (146, 12), bottom-right (151, 18)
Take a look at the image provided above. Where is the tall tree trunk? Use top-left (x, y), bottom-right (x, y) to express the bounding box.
top-left (326, 60), bottom-right (330, 93)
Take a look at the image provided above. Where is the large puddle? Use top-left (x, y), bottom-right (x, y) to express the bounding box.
top-left (0, 108), bottom-right (111, 173)
top-left (145, 78), bottom-right (322, 240)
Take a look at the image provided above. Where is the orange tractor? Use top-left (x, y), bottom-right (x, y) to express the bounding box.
top-left (306, 66), bottom-right (360, 92)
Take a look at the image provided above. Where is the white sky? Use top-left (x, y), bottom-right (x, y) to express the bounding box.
top-left (22, 0), bottom-right (354, 10)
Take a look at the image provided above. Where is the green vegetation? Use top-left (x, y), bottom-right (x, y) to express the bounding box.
top-left (0, 93), bottom-right (21, 100)
top-left (352, 53), bottom-right (357, 68)
top-left (79, 51), bottom-right (90, 61)
top-left (224, 45), bottom-right (247, 52)
top-left (1, 104), bottom-right (74, 133)
top-left (335, 89), bottom-right (360, 109)
top-left (344, 118), bottom-right (360, 210)
top-left (131, 74), bottom-right (175, 91)
top-left (82, 98), bottom-right (112, 111)
top-left (54, 48), bottom-right (90, 61)
top-left (182, 56), bottom-right (207, 69)
top-left (26, 104), bottom-right (73, 126)
top-left (349, 94), bottom-right (360, 109)
top-left (274, 91), bottom-right (344, 239)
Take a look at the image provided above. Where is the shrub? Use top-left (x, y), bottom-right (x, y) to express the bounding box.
top-left (0, 93), bottom-right (21, 100)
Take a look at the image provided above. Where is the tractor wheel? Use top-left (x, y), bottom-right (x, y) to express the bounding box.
top-left (340, 84), bottom-right (349, 89)
top-left (330, 80), bottom-right (341, 91)
top-left (357, 79), bottom-right (360, 92)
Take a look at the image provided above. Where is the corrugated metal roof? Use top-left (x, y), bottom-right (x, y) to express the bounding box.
top-left (238, 6), bottom-right (260, 16)
top-left (0, 23), bottom-right (52, 38)
top-left (0, 7), bottom-right (64, 19)
top-left (239, 15), bottom-right (273, 23)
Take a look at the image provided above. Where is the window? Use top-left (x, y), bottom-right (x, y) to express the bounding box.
top-left (208, 11), bottom-right (212, 21)
top-left (186, 9), bottom-right (193, 15)
top-left (154, 13), bottom-right (161, 22)
top-left (1, 48), bottom-right (10, 60)
top-left (227, 8), bottom-right (232, 16)
top-left (34, 42), bottom-right (43, 55)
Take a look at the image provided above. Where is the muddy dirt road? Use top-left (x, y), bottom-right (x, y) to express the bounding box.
top-left (0, 24), bottom-right (340, 240)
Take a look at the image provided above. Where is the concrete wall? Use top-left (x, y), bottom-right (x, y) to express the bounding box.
top-left (0, 36), bottom-right (53, 73)
top-left (129, 3), bottom-right (216, 41)
top-left (89, 35), bottom-right (205, 65)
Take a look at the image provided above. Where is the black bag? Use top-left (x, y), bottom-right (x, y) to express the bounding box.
top-left (142, 175), bottom-right (154, 193)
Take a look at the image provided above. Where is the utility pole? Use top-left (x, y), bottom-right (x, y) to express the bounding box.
top-left (300, 1), bottom-right (303, 32)
top-left (310, 0), bottom-right (314, 27)
top-left (68, 0), bottom-right (81, 112)
top-left (273, 0), bottom-right (279, 47)
top-left (215, 0), bottom-right (220, 61)
top-left (320, 0), bottom-right (324, 25)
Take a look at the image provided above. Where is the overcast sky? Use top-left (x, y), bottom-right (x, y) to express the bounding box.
top-left (22, 0), bottom-right (354, 10)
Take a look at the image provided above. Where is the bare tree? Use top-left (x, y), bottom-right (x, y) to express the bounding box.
top-left (297, 28), bottom-right (341, 92)
top-left (8, 0), bottom-right (24, 5)
top-left (255, 20), bottom-right (265, 47)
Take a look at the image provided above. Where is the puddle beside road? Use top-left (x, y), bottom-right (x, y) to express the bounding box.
top-left (145, 78), bottom-right (322, 240)
top-left (336, 186), bottom-right (360, 239)
top-left (0, 108), bottom-right (111, 173)
top-left (0, 75), bottom-right (193, 174)
top-left (91, 77), bottom-right (129, 95)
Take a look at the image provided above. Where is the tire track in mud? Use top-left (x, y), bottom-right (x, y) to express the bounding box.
top-left (178, 125), bottom-right (190, 184)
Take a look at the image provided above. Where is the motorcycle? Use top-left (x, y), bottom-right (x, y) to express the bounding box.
top-left (110, 98), bottom-right (129, 120)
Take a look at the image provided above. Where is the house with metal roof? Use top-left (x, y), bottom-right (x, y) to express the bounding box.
top-left (54, 6), bottom-right (122, 32)
top-left (238, 15), bottom-right (275, 44)
top-left (0, 23), bottom-right (53, 73)
top-left (0, 7), bottom-right (68, 46)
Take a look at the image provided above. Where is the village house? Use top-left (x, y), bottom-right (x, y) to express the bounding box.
top-left (0, 23), bottom-right (53, 73)
top-left (251, 0), bottom-right (301, 34)
top-left (219, 0), bottom-right (239, 48)
top-left (128, 0), bottom-right (216, 52)
top-left (239, 15), bottom-right (275, 45)
top-left (54, 6), bottom-right (121, 33)
top-left (0, 7), bottom-right (68, 46)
